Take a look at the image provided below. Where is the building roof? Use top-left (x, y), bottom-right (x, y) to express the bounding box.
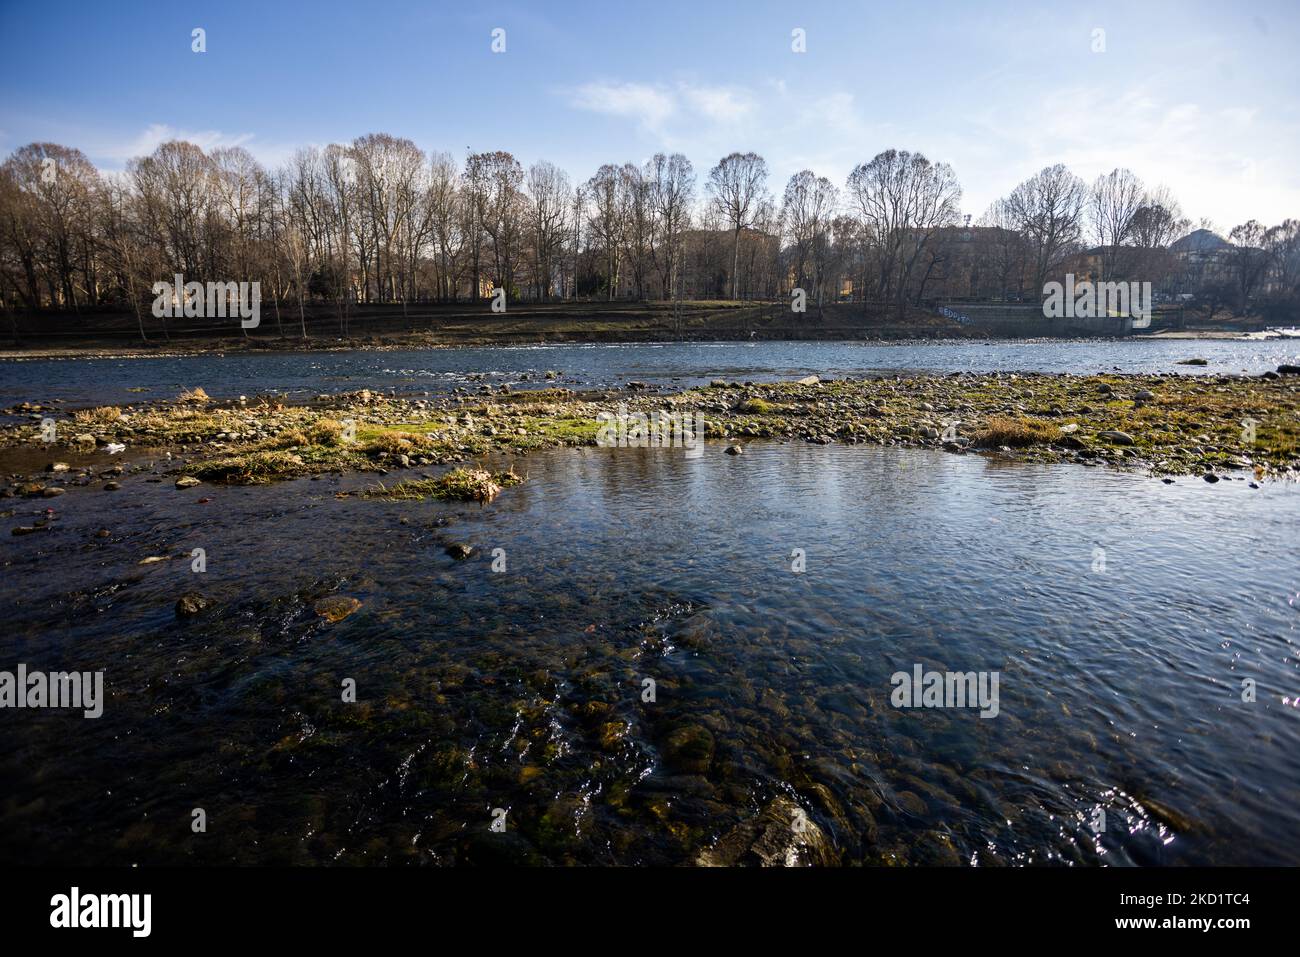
top-left (1170, 228), bottom-right (1230, 254)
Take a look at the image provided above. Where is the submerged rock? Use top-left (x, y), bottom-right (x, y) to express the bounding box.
top-left (663, 724), bottom-right (715, 773)
top-left (1141, 796), bottom-right (1198, 833)
top-left (175, 592), bottom-right (213, 617)
top-left (696, 797), bottom-right (837, 867)
top-left (313, 596), bottom-right (362, 623)
top-left (445, 542), bottom-right (473, 560)
top-left (896, 790), bottom-right (929, 816)
top-left (724, 444), bottom-right (743, 455)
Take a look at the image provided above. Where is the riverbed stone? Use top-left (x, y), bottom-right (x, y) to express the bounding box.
top-left (175, 592), bottom-right (213, 617)
top-left (1097, 430), bottom-right (1134, 445)
top-left (663, 724), bottom-right (714, 773)
top-left (696, 797), bottom-right (836, 867)
top-left (313, 596), bottom-right (362, 622)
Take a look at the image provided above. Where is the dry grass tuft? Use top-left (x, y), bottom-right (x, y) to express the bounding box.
top-left (365, 430), bottom-right (434, 456)
top-left (972, 416), bottom-right (1061, 448)
top-left (307, 418), bottom-right (346, 446)
top-left (186, 450), bottom-right (304, 484)
top-left (72, 406), bottom-right (123, 425)
top-left (365, 467), bottom-right (522, 503)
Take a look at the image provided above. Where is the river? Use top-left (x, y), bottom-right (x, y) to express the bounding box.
top-left (1, 340), bottom-right (1297, 865)
top-left (3, 338), bottom-right (1299, 410)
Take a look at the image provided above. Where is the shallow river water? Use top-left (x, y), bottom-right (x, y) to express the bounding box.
top-left (4, 337), bottom-right (1299, 409)
top-left (2, 441), bottom-right (1297, 865)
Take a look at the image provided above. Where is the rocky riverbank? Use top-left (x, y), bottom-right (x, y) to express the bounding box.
top-left (3, 370), bottom-right (1298, 507)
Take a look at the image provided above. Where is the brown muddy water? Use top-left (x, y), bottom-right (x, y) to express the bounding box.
top-left (1, 442), bottom-right (1298, 865)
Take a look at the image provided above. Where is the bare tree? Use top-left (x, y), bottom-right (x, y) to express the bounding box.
top-left (782, 170), bottom-right (839, 309)
top-left (1004, 164), bottom-right (1087, 294)
top-left (1227, 220), bottom-right (1272, 314)
top-left (426, 152), bottom-right (462, 301)
top-left (1128, 184), bottom-right (1189, 285)
top-left (465, 151), bottom-right (523, 301)
top-left (1088, 167), bottom-right (1144, 280)
top-left (525, 160), bottom-right (571, 300)
top-left (585, 164), bottom-right (627, 300)
top-left (707, 152), bottom-right (768, 299)
top-left (621, 163), bottom-right (653, 300)
top-left (847, 149), bottom-right (961, 316)
top-left (1264, 219), bottom-right (1300, 310)
top-left (976, 198), bottom-right (1029, 300)
top-left (647, 153), bottom-right (693, 301)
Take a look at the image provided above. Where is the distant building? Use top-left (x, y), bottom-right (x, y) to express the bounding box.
top-left (1167, 228), bottom-right (1234, 295)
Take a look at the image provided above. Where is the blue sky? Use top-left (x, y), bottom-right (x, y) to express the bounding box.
top-left (2, 0), bottom-right (1297, 227)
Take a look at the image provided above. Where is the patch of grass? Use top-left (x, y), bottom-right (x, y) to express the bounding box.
top-left (72, 406), bottom-right (123, 425)
top-left (186, 450), bottom-right (305, 484)
top-left (129, 407), bottom-right (234, 441)
top-left (735, 397), bottom-right (775, 414)
top-left (307, 418), bottom-right (346, 446)
top-left (972, 416), bottom-right (1061, 448)
top-left (256, 429), bottom-right (310, 450)
top-left (177, 387), bottom-right (210, 404)
top-left (364, 467), bottom-right (523, 503)
top-left (364, 429), bottom-right (436, 456)
top-left (517, 416), bottom-right (602, 442)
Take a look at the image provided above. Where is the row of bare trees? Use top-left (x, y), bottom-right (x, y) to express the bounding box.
top-left (3, 136), bottom-right (1298, 337)
top-left (973, 163), bottom-right (1300, 315)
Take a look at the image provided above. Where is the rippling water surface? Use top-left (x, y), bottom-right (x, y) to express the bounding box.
top-left (2, 443), bottom-right (1297, 865)
top-left (4, 337), bottom-right (1299, 408)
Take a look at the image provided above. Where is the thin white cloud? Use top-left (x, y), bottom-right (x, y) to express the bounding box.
top-left (568, 82), bottom-right (676, 132)
top-left (102, 123), bottom-right (256, 162)
top-left (566, 81), bottom-right (755, 137)
top-left (681, 85), bottom-right (754, 124)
